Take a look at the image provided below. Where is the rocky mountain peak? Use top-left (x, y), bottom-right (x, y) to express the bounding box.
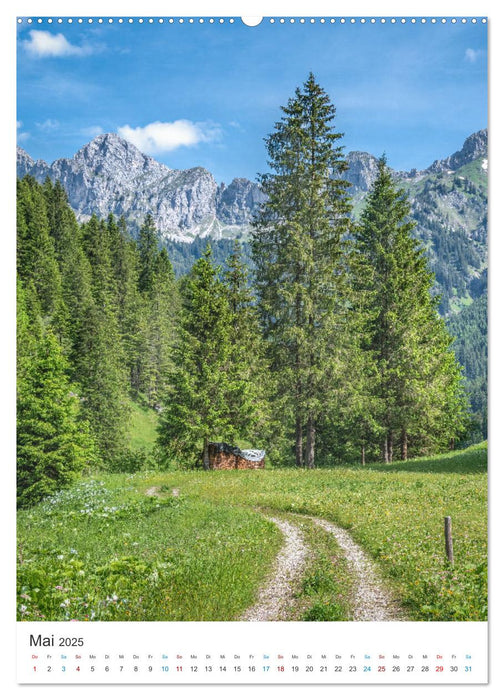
top-left (427, 128), bottom-right (488, 173)
top-left (16, 146), bottom-right (35, 177)
top-left (16, 128), bottom-right (487, 243)
top-left (216, 177), bottom-right (267, 225)
top-left (345, 151), bottom-right (380, 194)
top-left (71, 132), bottom-right (171, 178)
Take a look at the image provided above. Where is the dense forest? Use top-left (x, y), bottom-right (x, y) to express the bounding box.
top-left (17, 76), bottom-right (480, 507)
top-left (447, 292), bottom-right (488, 442)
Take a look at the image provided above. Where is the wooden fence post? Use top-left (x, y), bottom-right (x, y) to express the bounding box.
top-left (444, 516), bottom-right (454, 564)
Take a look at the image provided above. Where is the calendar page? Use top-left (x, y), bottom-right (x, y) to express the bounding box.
top-left (12, 1), bottom-right (491, 693)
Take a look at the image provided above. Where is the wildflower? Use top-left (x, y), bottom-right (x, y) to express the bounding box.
top-left (19, 604), bottom-right (27, 613)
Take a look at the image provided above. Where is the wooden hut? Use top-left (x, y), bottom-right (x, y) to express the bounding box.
top-left (205, 442), bottom-right (265, 470)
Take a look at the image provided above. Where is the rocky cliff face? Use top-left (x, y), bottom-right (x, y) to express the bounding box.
top-left (426, 129), bottom-right (488, 174)
top-left (345, 151), bottom-right (380, 194)
top-left (216, 177), bottom-right (267, 225)
top-left (16, 133), bottom-right (268, 241)
top-left (17, 130), bottom-right (488, 304)
top-left (17, 134), bottom-right (223, 241)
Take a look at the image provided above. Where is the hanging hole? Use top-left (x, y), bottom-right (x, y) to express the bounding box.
top-left (241, 17), bottom-right (263, 26)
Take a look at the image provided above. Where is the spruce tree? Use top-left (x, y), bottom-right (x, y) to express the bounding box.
top-left (251, 73), bottom-right (352, 467)
top-left (17, 176), bottom-right (62, 316)
top-left (17, 280), bottom-right (95, 507)
top-left (138, 214), bottom-right (159, 295)
top-left (77, 215), bottom-right (130, 458)
top-left (158, 247), bottom-right (233, 467)
top-left (140, 247), bottom-right (179, 405)
top-left (223, 242), bottom-right (270, 444)
top-left (133, 215), bottom-right (179, 404)
top-left (352, 157), bottom-right (468, 460)
top-left (106, 215), bottom-right (144, 391)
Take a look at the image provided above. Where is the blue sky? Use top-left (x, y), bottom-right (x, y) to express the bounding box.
top-left (16, 17), bottom-right (487, 185)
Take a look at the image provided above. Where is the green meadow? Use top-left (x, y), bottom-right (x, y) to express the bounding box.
top-left (17, 443), bottom-right (487, 623)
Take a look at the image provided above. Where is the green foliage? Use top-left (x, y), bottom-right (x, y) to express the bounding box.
top-left (222, 242), bottom-right (271, 445)
top-left (447, 292), bottom-right (487, 441)
top-left (17, 177), bottom-right (62, 315)
top-left (252, 73), bottom-right (353, 467)
top-left (158, 243), bottom-right (269, 467)
top-left (158, 246), bottom-right (237, 465)
top-left (137, 214), bottom-right (159, 294)
top-left (17, 301), bottom-right (96, 507)
top-left (135, 245), bottom-right (179, 405)
top-left (15, 178), bottom-right (181, 498)
top-left (350, 157), bottom-right (469, 461)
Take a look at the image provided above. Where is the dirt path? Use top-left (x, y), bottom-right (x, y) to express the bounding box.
top-left (309, 516), bottom-right (404, 621)
top-left (142, 487), bottom-right (403, 621)
top-left (239, 516), bottom-right (309, 621)
top-left (241, 513), bottom-right (404, 622)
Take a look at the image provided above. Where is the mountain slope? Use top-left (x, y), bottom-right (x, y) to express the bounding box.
top-left (17, 129), bottom-right (487, 314)
top-left (16, 133), bottom-right (266, 243)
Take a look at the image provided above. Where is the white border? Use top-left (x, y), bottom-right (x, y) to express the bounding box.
top-left (2, 2), bottom-right (500, 699)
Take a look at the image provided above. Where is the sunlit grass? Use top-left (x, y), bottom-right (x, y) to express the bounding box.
top-left (127, 396), bottom-right (159, 451)
top-left (17, 477), bottom-right (283, 622)
top-left (17, 443), bottom-right (487, 622)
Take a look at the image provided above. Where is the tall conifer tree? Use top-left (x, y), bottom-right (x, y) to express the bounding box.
top-left (158, 247), bottom-right (233, 466)
top-left (17, 176), bottom-right (62, 316)
top-left (352, 157), bottom-right (468, 460)
top-left (17, 280), bottom-right (96, 507)
top-left (251, 73), bottom-right (352, 467)
top-left (223, 242), bottom-right (270, 443)
top-left (141, 247), bottom-right (179, 405)
top-left (77, 215), bottom-right (130, 458)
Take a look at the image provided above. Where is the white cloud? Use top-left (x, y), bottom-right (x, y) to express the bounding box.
top-left (17, 120), bottom-right (30, 142)
top-left (117, 120), bottom-right (221, 154)
top-left (23, 30), bottom-right (92, 58)
top-left (465, 48), bottom-right (481, 63)
top-left (36, 118), bottom-right (60, 131)
top-left (81, 125), bottom-right (104, 138)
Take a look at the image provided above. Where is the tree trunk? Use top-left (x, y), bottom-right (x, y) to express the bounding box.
top-left (387, 431), bottom-right (394, 463)
top-left (203, 436), bottom-right (210, 470)
top-left (382, 436), bottom-right (389, 463)
top-left (361, 444), bottom-right (366, 466)
top-left (295, 415), bottom-right (303, 467)
top-left (305, 417), bottom-right (315, 468)
top-left (400, 429), bottom-right (408, 461)
top-left (449, 437), bottom-right (455, 450)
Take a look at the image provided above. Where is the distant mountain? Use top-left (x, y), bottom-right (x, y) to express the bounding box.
top-left (446, 290), bottom-right (488, 442)
top-left (16, 133), bottom-right (267, 243)
top-left (344, 130), bottom-right (488, 315)
top-left (17, 129), bottom-right (487, 314)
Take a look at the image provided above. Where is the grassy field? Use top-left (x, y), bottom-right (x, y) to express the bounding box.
top-left (17, 443), bottom-right (487, 623)
top-left (127, 396), bottom-right (160, 452)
